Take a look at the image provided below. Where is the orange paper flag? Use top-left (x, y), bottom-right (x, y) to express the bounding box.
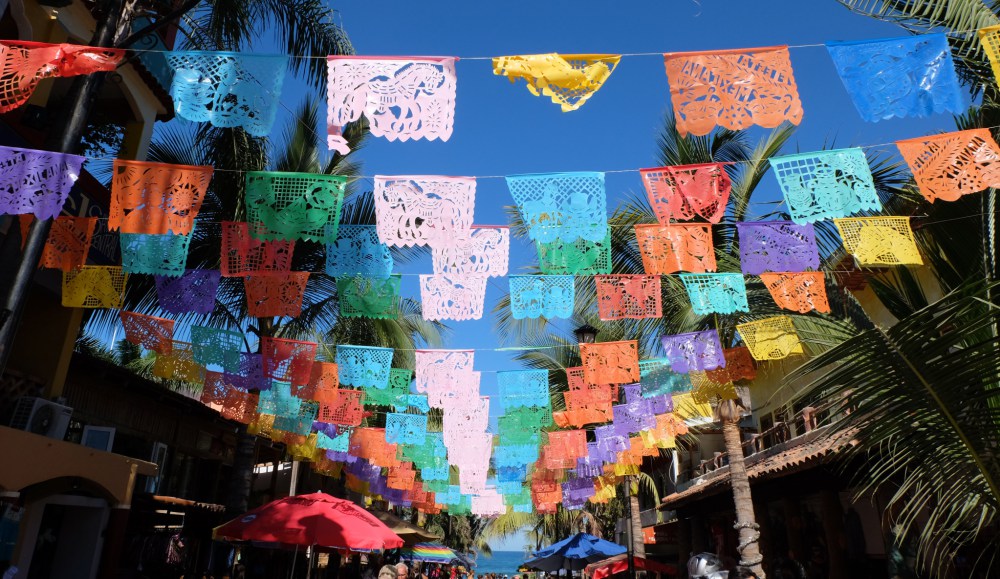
top-left (760, 272), bottom-right (830, 314)
top-left (109, 160), bottom-right (212, 234)
top-left (635, 223), bottom-right (716, 274)
top-left (896, 128), bottom-right (1000, 202)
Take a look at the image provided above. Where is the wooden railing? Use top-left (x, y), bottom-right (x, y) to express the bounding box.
top-left (692, 398), bottom-right (841, 478)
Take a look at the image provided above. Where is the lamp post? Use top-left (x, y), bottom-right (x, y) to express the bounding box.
top-left (573, 323), bottom-right (636, 578)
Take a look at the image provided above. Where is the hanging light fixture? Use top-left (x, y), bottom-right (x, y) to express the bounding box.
top-left (574, 324), bottom-right (599, 344)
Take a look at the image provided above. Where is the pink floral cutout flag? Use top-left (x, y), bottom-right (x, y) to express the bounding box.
top-left (374, 175), bottom-right (476, 249)
top-left (326, 56), bottom-right (457, 154)
top-left (419, 274), bottom-right (488, 321)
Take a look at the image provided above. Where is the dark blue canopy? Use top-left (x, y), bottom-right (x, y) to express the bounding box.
top-left (524, 533), bottom-right (628, 572)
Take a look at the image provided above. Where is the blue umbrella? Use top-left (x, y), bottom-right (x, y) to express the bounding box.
top-left (524, 533), bottom-right (628, 572)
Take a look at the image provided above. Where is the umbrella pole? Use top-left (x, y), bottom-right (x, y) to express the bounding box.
top-left (305, 546), bottom-right (313, 579)
top-left (290, 545), bottom-right (298, 579)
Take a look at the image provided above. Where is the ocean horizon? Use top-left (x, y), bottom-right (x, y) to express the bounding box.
top-left (473, 550), bottom-right (528, 574)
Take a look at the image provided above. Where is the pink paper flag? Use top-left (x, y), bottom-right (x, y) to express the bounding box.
top-left (374, 176), bottom-right (476, 249)
top-left (419, 274), bottom-right (487, 321)
top-left (326, 56), bottom-right (457, 154)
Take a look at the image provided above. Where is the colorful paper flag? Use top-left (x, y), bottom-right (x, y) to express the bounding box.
top-left (492, 53), bottom-right (620, 112)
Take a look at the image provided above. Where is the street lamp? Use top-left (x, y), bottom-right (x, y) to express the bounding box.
top-left (574, 324), bottom-right (598, 344)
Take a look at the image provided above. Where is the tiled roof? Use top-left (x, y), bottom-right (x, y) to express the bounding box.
top-left (659, 425), bottom-right (858, 509)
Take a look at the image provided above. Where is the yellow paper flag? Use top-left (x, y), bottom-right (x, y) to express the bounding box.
top-left (492, 53), bottom-right (620, 112)
top-left (834, 216), bottom-right (923, 266)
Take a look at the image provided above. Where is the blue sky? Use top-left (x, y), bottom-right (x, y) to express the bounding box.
top-left (318, 0), bottom-right (961, 552)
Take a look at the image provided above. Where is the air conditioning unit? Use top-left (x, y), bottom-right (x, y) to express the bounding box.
top-left (9, 397), bottom-right (72, 440)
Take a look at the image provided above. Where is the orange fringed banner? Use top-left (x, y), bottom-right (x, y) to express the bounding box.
top-left (579, 340), bottom-right (640, 385)
top-left (109, 160), bottom-right (213, 234)
top-left (20, 215), bottom-right (98, 271)
top-left (896, 129), bottom-right (1000, 202)
top-left (760, 272), bottom-right (830, 314)
top-left (0, 41), bottom-right (124, 113)
top-left (634, 223), bottom-right (716, 274)
top-left (318, 389), bottom-right (366, 426)
top-left (349, 427), bottom-right (399, 468)
top-left (221, 390), bottom-right (259, 424)
top-left (120, 311), bottom-right (175, 354)
top-left (663, 46), bottom-right (803, 136)
top-left (543, 430), bottom-right (588, 470)
top-left (294, 361), bottom-right (339, 403)
top-left (595, 275), bottom-right (663, 320)
top-left (244, 272), bottom-right (310, 318)
top-left (705, 346), bottom-right (756, 385)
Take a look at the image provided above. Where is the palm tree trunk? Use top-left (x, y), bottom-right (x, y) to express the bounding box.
top-left (226, 425), bottom-right (257, 513)
top-left (628, 478), bottom-right (645, 560)
top-left (721, 409), bottom-right (765, 577)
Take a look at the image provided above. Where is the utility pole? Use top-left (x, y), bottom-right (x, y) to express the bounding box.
top-left (0, 0), bottom-right (129, 377)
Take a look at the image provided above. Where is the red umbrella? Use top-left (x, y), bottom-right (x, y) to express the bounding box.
top-left (214, 492), bottom-right (403, 551)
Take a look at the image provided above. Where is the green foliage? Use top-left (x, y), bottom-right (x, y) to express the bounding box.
top-left (790, 279), bottom-right (1000, 576)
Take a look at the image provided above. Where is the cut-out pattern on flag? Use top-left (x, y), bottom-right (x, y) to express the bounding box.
top-left (224, 352), bottom-right (268, 392)
top-left (155, 269), bottom-right (220, 315)
top-left (0, 41), bottom-right (124, 113)
top-left (509, 275), bottom-right (575, 319)
top-left (639, 358), bottom-right (692, 397)
top-left (770, 148), bottom-right (880, 224)
top-left (595, 275), bottom-right (662, 320)
top-left (761, 272), bottom-right (830, 314)
top-left (109, 160), bottom-right (212, 235)
top-left (62, 266), bottom-right (127, 308)
top-left (326, 56), bottom-right (457, 154)
top-left (35, 215), bottom-right (97, 271)
top-left (419, 274), bottom-right (487, 321)
top-left (705, 346), bottom-right (757, 385)
top-left (415, 349), bottom-right (475, 395)
top-left (736, 316), bottom-right (803, 360)
top-left (690, 372), bottom-right (740, 404)
top-left (201, 371), bottom-right (231, 407)
top-left (262, 337), bottom-right (317, 385)
top-left (222, 390), bottom-right (258, 424)
top-left (896, 129), bottom-right (1000, 202)
top-left (245, 171), bottom-right (346, 242)
top-left (635, 223), bottom-right (716, 274)
top-left (431, 226), bottom-right (509, 276)
top-left (190, 326), bottom-right (243, 373)
top-left (120, 311), bottom-right (175, 355)
top-left (680, 273), bottom-right (749, 315)
top-left (337, 345), bottom-right (394, 389)
top-left (221, 222), bottom-right (295, 277)
top-left (120, 231), bottom-right (191, 278)
top-left (385, 413), bottom-right (428, 445)
top-left (737, 221), bottom-right (820, 274)
top-left (640, 163), bottom-right (732, 224)
top-left (506, 172), bottom-right (607, 243)
top-left (536, 231), bottom-right (612, 275)
top-left (244, 272), bottom-right (309, 318)
top-left (374, 175), bottom-right (476, 248)
top-left (0, 145), bottom-right (85, 219)
top-left (337, 275), bottom-right (401, 319)
top-left (365, 367), bottom-right (411, 407)
top-left (579, 340), bottom-right (640, 385)
top-left (318, 389), bottom-right (366, 426)
top-left (152, 341), bottom-right (205, 384)
top-left (165, 51), bottom-right (287, 137)
top-left (497, 370), bottom-right (549, 409)
top-left (663, 46), bottom-right (803, 136)
top-left (980, 25), bottom-right (1000, 85)
top-left (613, 400), bottom-right (656, 435)
top-left (545, 430), bottom-right (588, 468)
top-left (274, 401), bottom-right (318, 435)
top-left (296, 361), bottom-right (339, 403)
top-left (492, 53), bottom-right (620, 112)
top-left (833, 217), bottom-right (923, 265)
top-left (325, 224), bottom-right (393, 278)
top-left (660, 329), bottom-right (725, 373)
top-left (826, 35), bottom-right (963, 122)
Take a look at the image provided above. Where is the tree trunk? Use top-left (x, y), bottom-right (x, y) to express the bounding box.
top-left (721, 409), bottom-right (765, 577)
top-left (628, 478), bottom-right (646, 560)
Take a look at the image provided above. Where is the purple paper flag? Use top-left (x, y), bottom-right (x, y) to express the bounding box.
top-left (660, 329), bottom-right (726, 373)
top-left (0, 145), bottom-right (84, 219)
top-left (155, 269), bottom-right (221, 315)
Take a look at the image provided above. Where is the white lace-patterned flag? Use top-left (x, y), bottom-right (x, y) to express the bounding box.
top-left (374, 175), bottom-right (476, 249)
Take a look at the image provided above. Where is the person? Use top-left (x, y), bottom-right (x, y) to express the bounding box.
top-left (363, 556), bottom-right (383, 579)
top-left (396, 562), bottom-right (410, 579)
top-left (378, 565), bottom-right (399, 579)
top-left (733, 567), bottom-right (759, 579)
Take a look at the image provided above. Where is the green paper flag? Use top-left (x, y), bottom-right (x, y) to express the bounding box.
top-left (246, 171), bottom-right (346, 242)
top-left (337, 274), bottom-right (401, 318)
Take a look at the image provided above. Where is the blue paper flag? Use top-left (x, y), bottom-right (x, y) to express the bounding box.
top-left (826, 34), bottom-right (964, 122)
top-left (506, 172), bottom-right (608, 243)
top-left (325, 224), bottom-right (394, 278)
top-left (165, 51), bottom-right (288, 136)
top-left (509, 275), bottom-right (575, 319)
top-left (336, 344), bottom-right (394, 389)
top-left (770, 148), bottom-right (881, 224)
top-left (680, 273), bottom-right (749, 315)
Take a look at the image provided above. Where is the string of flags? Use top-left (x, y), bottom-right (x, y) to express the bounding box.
top-left (5, 24), bottom-right (1000, 518)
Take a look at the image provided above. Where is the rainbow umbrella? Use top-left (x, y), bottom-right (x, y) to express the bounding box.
top-left (399, 543), bottom-right (461, 564)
